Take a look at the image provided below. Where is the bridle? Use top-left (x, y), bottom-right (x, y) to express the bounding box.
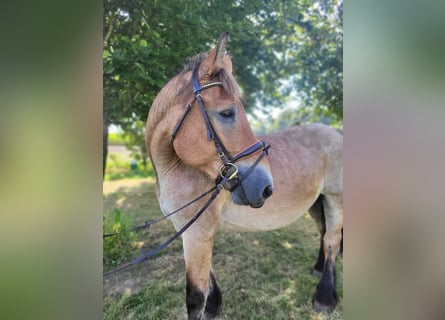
top-left (104, 65), bottom-right (270, 277)
top-left (172, 65), bottom-right (270, 190)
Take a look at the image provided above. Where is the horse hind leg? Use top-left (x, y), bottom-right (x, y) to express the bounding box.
top-left (310, 194), bottom-right (343, 312)
top-left (308, 195), bottom-right (326, 279)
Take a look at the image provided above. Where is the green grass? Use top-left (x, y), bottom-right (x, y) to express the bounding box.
top-left (104, 281), bottom-right (185, 320)
top-left (105, 168), bottom-right (154, 181)
top-left (103, 179), bottom-right (343, 319)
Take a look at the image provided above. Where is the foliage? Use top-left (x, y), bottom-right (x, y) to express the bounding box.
top-left (107, 132), bottom-right (124, 145)
top-left (251, 106), bottom-right (343, 135)
top-left (283, 0), bottom-right (343, 120)
top-left (103, 208), bottom-right (138, 268)
top-left (104, 0), bottom-right (342, 118)
top-left (106, 153), bottom-right (128, 170)
top-left (121, 120), bottom-right (149, 170)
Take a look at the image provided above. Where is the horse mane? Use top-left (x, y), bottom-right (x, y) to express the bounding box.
top-left (181, 52), bottom-right (208, 73)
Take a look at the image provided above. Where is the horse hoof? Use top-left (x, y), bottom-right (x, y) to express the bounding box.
top-left (312, 291), bottom-right (338, 313)
top-left (313, 299), bottom-right (336, 313)
top-left (312, 269), bottom-right (323, 279)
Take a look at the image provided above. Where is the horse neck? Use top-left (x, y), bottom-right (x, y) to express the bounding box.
top-left (146, 114), bottom-right (177, 176)
top-left (146, 78), bottom-right (188, 175)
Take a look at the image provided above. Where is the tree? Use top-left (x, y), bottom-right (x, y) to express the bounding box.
top-left (103, 0), bottom-right (343, 177)
top-left (121, 120), bottom-right (148, 170)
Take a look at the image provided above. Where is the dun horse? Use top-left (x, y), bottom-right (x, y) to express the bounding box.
top-left (146, 32), bottom-right (343, 319)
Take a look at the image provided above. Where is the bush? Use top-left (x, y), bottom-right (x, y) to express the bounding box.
top-left (108, 132), bottom-right (125, 145)
top-left (103, 208), bottom-right (138, 269)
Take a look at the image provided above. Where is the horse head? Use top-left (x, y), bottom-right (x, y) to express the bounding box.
top-left (171, 32), bottom-right (274, 208)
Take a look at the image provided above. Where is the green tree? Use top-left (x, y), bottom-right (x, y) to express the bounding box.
top-left (121, 120), bottom-right (148, 170)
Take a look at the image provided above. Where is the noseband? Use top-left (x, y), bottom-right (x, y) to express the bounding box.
top-left (172, 66), bottom-right (270, 189)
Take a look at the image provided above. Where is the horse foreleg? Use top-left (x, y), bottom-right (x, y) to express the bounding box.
top-left (312, 194), bottom-right (343, 312)
top-left (183, 232), bottom-right (222, 320)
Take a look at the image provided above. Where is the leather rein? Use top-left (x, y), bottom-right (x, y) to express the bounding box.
top-left (104, 65), bottom-right (270, 277)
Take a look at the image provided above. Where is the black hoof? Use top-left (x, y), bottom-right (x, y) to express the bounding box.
top-left (312, 290), bottom-right (338, 313)
top-left (313, 299), bottom-right (335, 313)
top-left (204, 272), bottom-right (222, 318)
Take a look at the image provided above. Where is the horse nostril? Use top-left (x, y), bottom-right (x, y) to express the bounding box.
top-left (263, 185), bottom-right (273, 199)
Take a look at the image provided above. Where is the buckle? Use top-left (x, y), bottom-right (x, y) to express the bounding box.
top-left (219, 163), bottom-right (238, 180)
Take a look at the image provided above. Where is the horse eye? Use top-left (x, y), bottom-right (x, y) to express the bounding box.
top-left (218, 109), bottom-right (235, 119)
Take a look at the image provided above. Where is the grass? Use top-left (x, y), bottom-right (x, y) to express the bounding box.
top-left (105, 168), bottom-right (154, 181)
top-left (103, 178), bottom-right (343, 319)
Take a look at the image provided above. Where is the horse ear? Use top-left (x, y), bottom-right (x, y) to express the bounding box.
top-left (205, 32), bottom-right (231, 77)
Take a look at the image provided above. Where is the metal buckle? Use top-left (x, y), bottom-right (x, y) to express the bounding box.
top-left (219, 163), bottom-right (238, 180)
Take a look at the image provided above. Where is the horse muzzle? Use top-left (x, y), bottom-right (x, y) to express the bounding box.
top-left (228, 164), bottom-right (274, 208)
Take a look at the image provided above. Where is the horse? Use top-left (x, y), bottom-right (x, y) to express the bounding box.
top-left (145, 32), bottom-right (343, 319)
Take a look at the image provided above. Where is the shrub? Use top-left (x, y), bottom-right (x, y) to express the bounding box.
top-left (108, 132), bottom-right (125, 145)
top-left (103, 208), bottom-right (138, 269)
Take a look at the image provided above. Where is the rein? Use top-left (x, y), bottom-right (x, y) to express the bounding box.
top-left (103, 186), bottom-right (217, 238)
top-left (104, 178), bottom-right (227, 277)
top-left (104, 64), bottom-right (270, 277)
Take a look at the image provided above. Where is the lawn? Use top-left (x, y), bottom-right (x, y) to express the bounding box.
top-left (103, 178), bottom-right (343, 320)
